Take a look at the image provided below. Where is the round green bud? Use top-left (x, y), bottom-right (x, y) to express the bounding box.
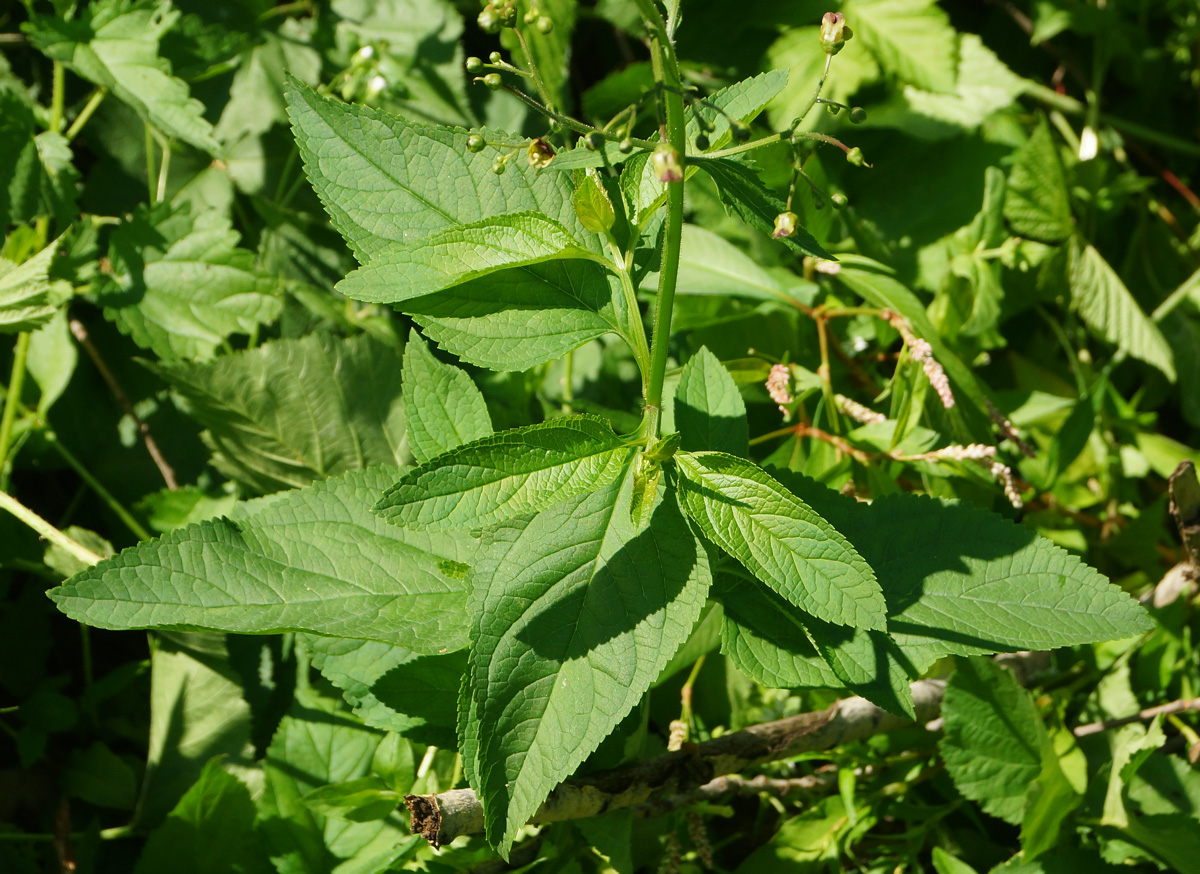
top-left (585, 131), bottom-right (605, 151)
top-left (477, 4), bottom-right (501, 33)
top-left (523, 9), bottom-right (538, 23)
top-left (849, 106), bottom-right (867, 124)
top-left (731, 122), bottom-right (750, 143)
top-left (846, 146), bottom-right (866, 167)
top-left (466, 134), bottom-right (487, 153)
top-left (465, 56), bottom-right (483, 74)
top-left (618, 138), bottom-right (634, 153)
top-left (492, 158), bottom-right (507, 175)
top-left (489, 51), bottom-right (503, 64)
top-left (536, 15), bottom-right (553, 33)
top-left (695, 133), bottom-right (710, 151)
top-left (830, 192), bottom-right (848, 209)
top-left (482, 72), bottom-right (503, 90)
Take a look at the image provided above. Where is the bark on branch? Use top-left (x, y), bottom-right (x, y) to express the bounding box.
top-left (404, 678), bottom-right (945, 847)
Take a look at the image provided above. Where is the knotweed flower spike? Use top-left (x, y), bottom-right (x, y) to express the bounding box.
top-left (990, 461), bottom-right (1024, 508)
top-left (836, 394), bottom-right (886, 425)
top-left (880, 309), bottom-right (955, 409)
top-left (766, 363), bottom-right (794, 414)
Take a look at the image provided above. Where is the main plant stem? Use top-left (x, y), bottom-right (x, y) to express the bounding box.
top-left (638, 0), bottom-right (686, 435)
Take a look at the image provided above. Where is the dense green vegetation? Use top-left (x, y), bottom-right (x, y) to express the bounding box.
top-left (1, 1), bottom-right (1199, 872)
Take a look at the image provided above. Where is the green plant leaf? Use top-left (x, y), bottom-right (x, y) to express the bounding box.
top-left (697, 158), bottom-right (833, 261)
top-left (500, 0), bottom-right (576, 111)
top-left (25, 0), bottom-right (219, 153)
top-left (0, 235), bottom-right (68, 333)
top-left (573, 170), bottom-right (617, 235)
top-left (284, 78), bottom-right (589, 261)
top-left (153, 333), bottom-right (408, 494)
top-left (772, 469), bottom-right (1155, 670)
top-left (674, 224), bottom-right (799, 303)
top-left (258, 691), bottom-right (403, 874)
top-left (306, 636), bottom-right (464, 747)
top-left (1004, 118), bottom-right (1073, 243)
top-left (941, 658), bottom-right (1051, 825)
top-left (402, 330), bottom-right (492, 464)
top-left (675, 452), bottom-right (886, 630)
top-left (376, 414), bottom-right (631, 530)
top-left (335, 212), bottom-right (602, 305)
top-left (99, 204), bottom-right (283, 362)
top-left (843, 0), bottom-right (958, 93)
top-left (718, 574), bottom-right (916, 717)
top-left (1069, 239), bottom-right (1176, 381)
top-left (463, 474), bottom-right (710, 857)
top-left (135, 758), bottom-right (270, 874)
top-left (404, 258), bottom-right (622, 372)
top-left (674, 346), bottom-right (749, 457)
top-left (49, 467), bottom-right (472, 651)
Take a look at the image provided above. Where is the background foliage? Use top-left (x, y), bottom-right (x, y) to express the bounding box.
top-left (1, 0), bottom-right (1199, 872)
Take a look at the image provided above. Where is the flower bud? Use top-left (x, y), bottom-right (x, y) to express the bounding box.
top-left (820, 12), bottom-right (852, 55)
top-left (493, 0), bottom-right (518, 27)
top-left (618, 138), bottom-right (633, 153)
top-left (536, 15), bottom-right (554, 33)
top-left (584, 131), bottom-right (605, 151)
top-left (492, 157), bottom-right (508, 175)
top-left (526, 136), bottom-right (555, 168)
top-left (846, 146), bottom-right (866, 166)
top-left (465, 56), bottom-right (483, 74)
top-left (477, 4), bottom-right (502, 32)
top-left (523, 9), bottom-right (538, 23)
top-left (482, 73), bottom-right (503, 90)
top-left (651, 143), bottom-right (683, 183)
top-left (730, 122), bottom-right (750, 143)
top-left (830, 192), bottom-right (848, 209)
top-left (694, 133), bottom-right (710, 151)
top-left (467, 134), bottom-right (486, 153)
top-left (849, 106), bottom-right (867, 124)
top-left (489, 51), bottom-right (503, 64)
top-left (772, 211), bottom-right (798, 239)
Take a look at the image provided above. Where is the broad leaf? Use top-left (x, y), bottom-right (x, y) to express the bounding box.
top-left (843, 0), bottom-right (958, 93)
top-left (1069, 240), bottom-right (1176, 381)
top-left (26, 0), bottom-right (219, 153)
top-left (674, 346), bottom-right (749, 457)
top-left (674, 224), bottom-right (800, 303)
top-left (100, 205), bottom-right (283, 362)
top-left (50, 467), bottom-right (472, 651)
top-left (718, 574), bottom-right (917, 717)
top-left (463, 474), bottom-right (710, 857)
top-left (941, 658), bottom-right (1051, 825)
top-left (306, 636), bottom-right (464, 747)
top-left (772, 469), bottom-right (1155, 669)
top-left (402, 330), bottom-right (492, 464)
top-left (335, 212), bottom-right (604, 305)
top-left (0, 236), bottom-right (68, 333)
top-left (697, 158), bottom-right (833, 261)
top-left (405, 258), bottom-right (623, 372)
top-left (675, 452), bottom-right (886, 630)
top-left (135, 759), bottom-right (270, 874)
top-left (285, 78), bottom-right (591, 261)
top-left (154, 333), bottom-right (408, 494)
top-left (376, 415), bottom-right (631, 530)
top-left (1004, 118), bottom-right (1073, 243)
top-left (259, 692), bottom-right (402, 874)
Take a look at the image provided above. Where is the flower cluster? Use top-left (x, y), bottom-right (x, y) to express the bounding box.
top-left (836, 394), bottom-right (886, 425)
top-left (990, 461), bottom-right (1024, 508)
top-left (766, 363), bottom-right (794, 414)
top-left (880, 309), bottom-right (955, 409)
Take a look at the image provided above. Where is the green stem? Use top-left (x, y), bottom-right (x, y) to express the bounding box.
top-left (0, 825), bottom-right (136, 842)
top-left (44, 432), bottom-right (152, 541)
top-left (156, 139), bottom-right (172, 204)
top-left (144, 124), bottom-right (157, 203)
top-left (65, 87), bottom-right (108, 142)
top-left (0, 331), bottom-right (31, 477)
top-left (50, 61), bottom-right (65, 134)
top-left (514, 27), bottom-right (555, 111)
top-left (0, 491), bottom-right (104, 566)
top-left (611, 250), bottom-right (651, 394)
top-left (641, 26), bottom-right (686, 428)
